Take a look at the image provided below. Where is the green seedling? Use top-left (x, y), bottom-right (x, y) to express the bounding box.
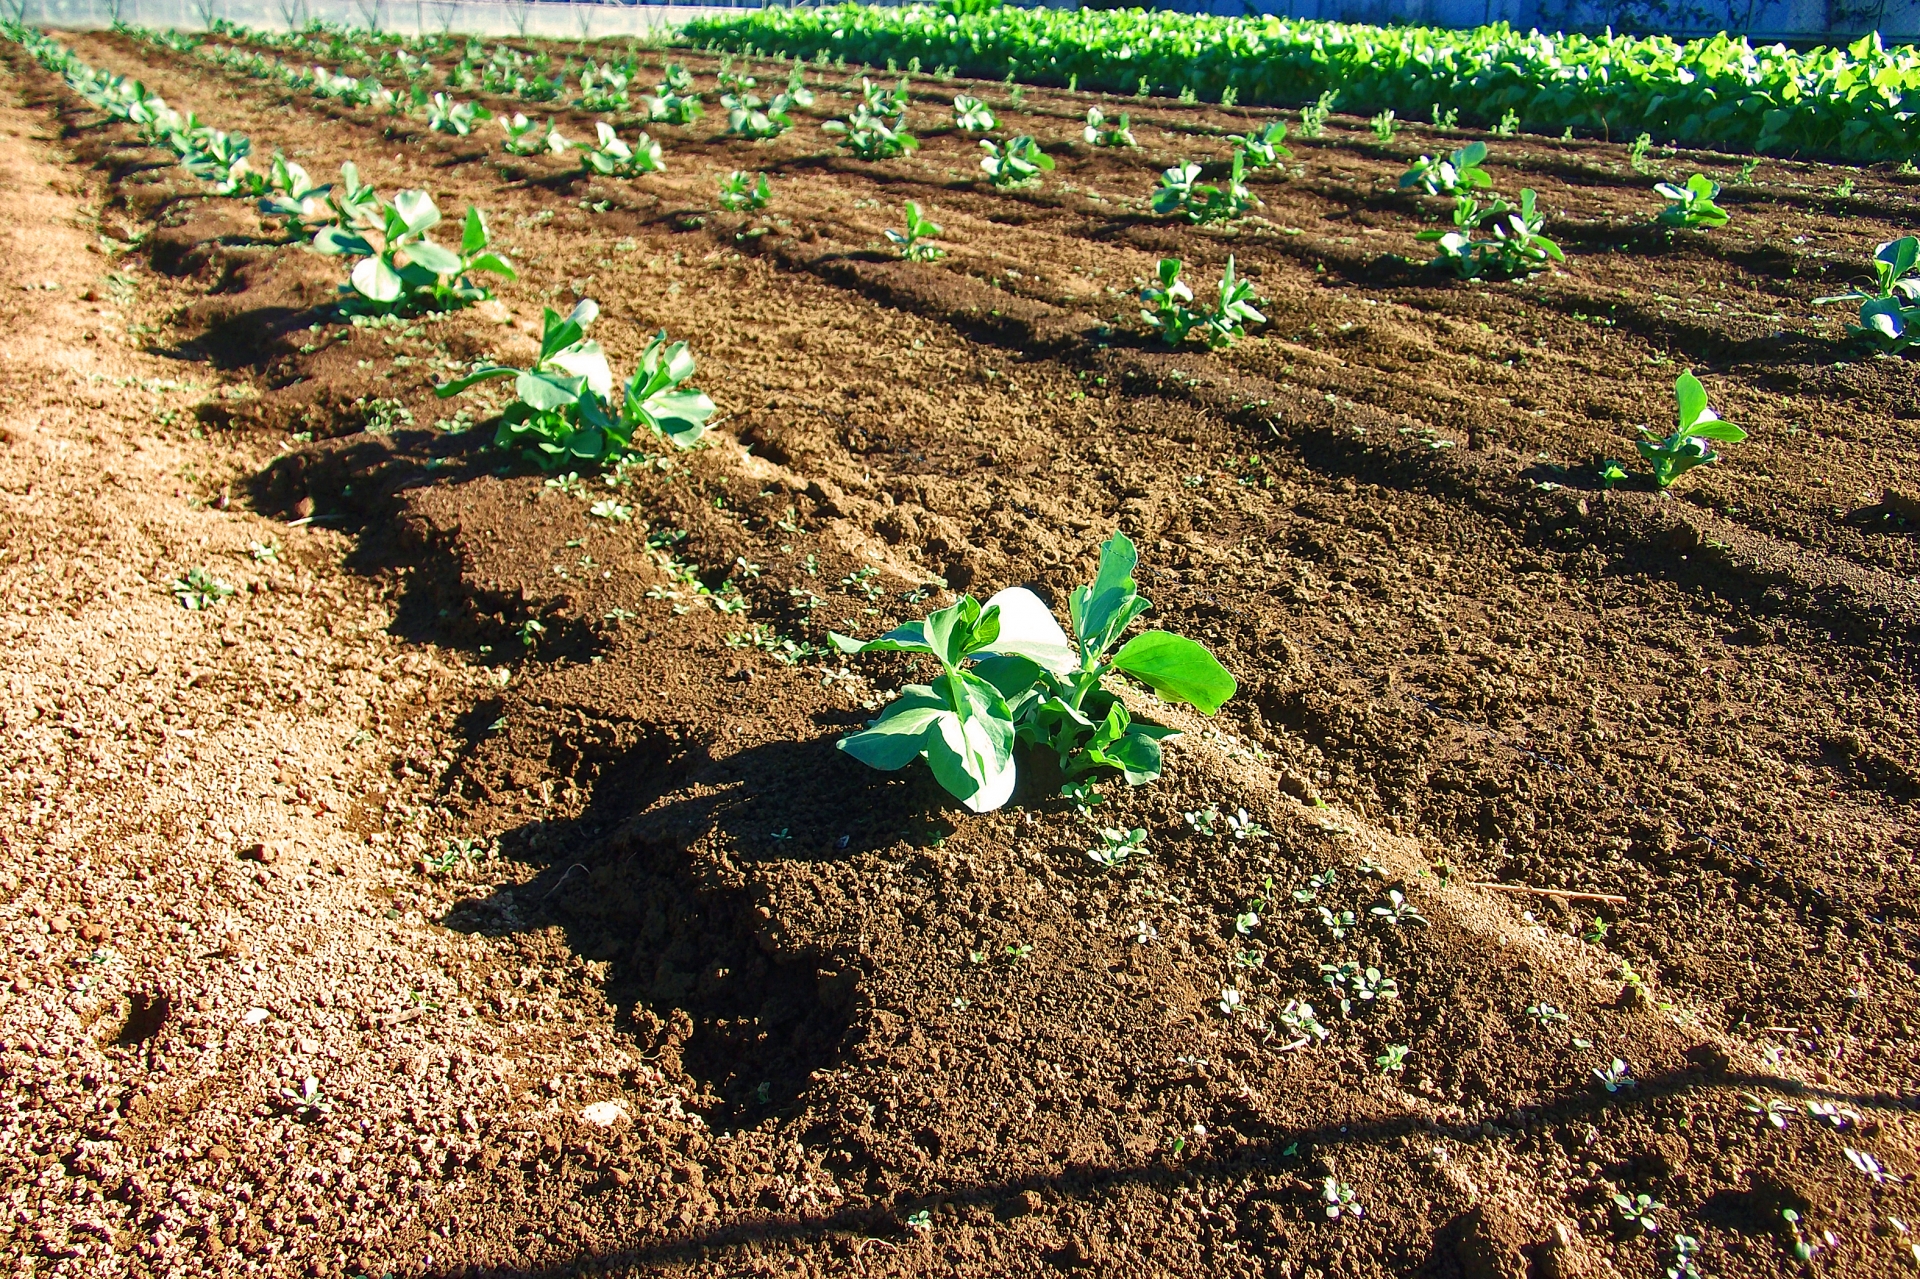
top-left (980, 134), bottom-right (1053, 187)
top-left (501, 113), bottom-right (571, 157)
top-left (952, 93), bottom-right (995, 132)
top-left (1814, 235), bottom-right (1920, 351)
top-left (1227, 118), bottom-right (1290, 168)
top-left (1299, 89), bottom-right (1337, 138)
top-left (1151, 152), bottom-right (1257, 223)
top-left (1376, 1044), bottom-right (1411, 1074)
top-left (1141, 256), bottom-right (1266, 349)
top-left (1062, 779), bottom-right (1104, 817)
top-left (1087, 826), bottom-right (1147, 869)
top-left (1399, 140), bottom-right (1490, 195)
top-left (1083, 105), bottom-right (1136, 148)
top-left (1655, 173), bottom-right (1729, 228)
top-left (577, 62), bottom-right (632, 112)
top-left (1494, 107), bottom-right (1520, 135)
top-left (1666, 1234), bottom-right (1703, 1279)
top-left (1743, 1092), bottom-right (1795, 1129)
top-left (435, 299), bottom-right (715, 470)
top-left (256, 154), bottom-right (333, 234)
top-left (1636, 371), bottom-right (1743, 488)
top-left (1598, 458), bottom-right (1629, 488)
top-left (1418, 188), bottom-right (1563, 279)
top-left (859, 76), bottom-right (908, 115)
top-left (1594, 1057), bottom-right (1635, 1093)
top-left (171, 567), bottom-right (235, 610)
top-left (582, 122), bottom-right (665, 176)
top-left (1323, 1177), bottom-right (1363, 1219)
top-left (312, 190), bottom-right (514, 318)
top-left (425, 92), bottom-right (490, 136)
top-left (1370, 888), bottom-right (1428, 927)
top-left (180, 128), bottom-right (263, 196)
top-left (1628, 131), bottom-right (1656, 174)
top-left (1369, 108), bottom-right (1396, 141)
top-left (832, 531), bottom-right (1235, 812)
top-left (718, 170), bottom-right (772, 212)
top-left (725, 85), bottom-right (799, 139)
top-left (1183, 806), bottom-right (1218, 835)
top-left (1612, 1191), bottom-right (1663, 1233)
top-left (886, 200), bottom-right (944, 262)
top-left (1526, 1001), bottom-right (1569, 1027)
top-left (1320, 962), bottom-right (1398, 1015)
top-left (1217, 986), bottom-right (1243, 1015)
top-left (1315, 905), bottom-right (1356, 939)
top-left (639, 65), bottom-right (704, 125)
top-left (1225, 805), bottom-right (1267, 839)
top-left (1279, 999), bottom-right (1330, 1042)
top-left (823, 103), bottom-right (919, 159)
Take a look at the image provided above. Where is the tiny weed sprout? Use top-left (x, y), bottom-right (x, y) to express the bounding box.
top-left (313, 190), bottom-right (515, 318)
top-left (1152, 152), bottom-right (1257, 224)
top-left (1228, 119), bottom-right (1291, 168)
top-left (1370, 889), bottom-right (1428, 927)
top-left (1087, 826), bottom-right (1148, 869)
top-left (1400, 141), bottom-right (1491, 196)
top-left (1217, 986), bottom-right (1243, 1016)
top-left (436, 300), bottom-right (715, 470)
top-left (1594, 1058), bottom-right (1635, 1093)
top-left (1226, 806), bottom-right (1266, 839)
top-left (1315, 905), bottom-right (1356, 939)
top-left (951, 93), bottom-right (995, 132)
top-left (980, 135), bottom-right (1054, 188)
top-left (501, 113), bottom-right (571, 157)
top-left (1369, 108), bottom-right (1397, 141)
top-left (832, 531), bottom-right (1235, 812)
top-left (717, 171), bottom-right (772, 212)
top-left (1666, 1234), bottom-right (1703, 1279)
top-left (1781, 1209), bottom-right (1819, 1262)
top-left (1299, 89), bottom-right (1337, 138)
top-left (1376, 1043), bottom-right (1411, 1074)
top-left (1846, 1146), bottom-right (1895, 1184)
top-left (1062, 779), bottom-right (1104, 817)
top-left (887, 201), bottom-right (946, 262)
top-left (583, 122), bottom-right (665, 176)
top-left (1279, 999), bottom-right (1331, 1041)
top-left (1814, 235), bottom-right (1920, 351)
top-left (1141, 257), bottom-right (1266, 349)
top-left (1526, 1001), bottom-right (1569, 1026)
top-left (1637, 371), bottom-right (1744, 488)
top-left (171, 567), bottom-right (235, 610)
top-left (1743, 1092), bottom-right (1795, 1129)
top-left (1656, 173), bottom-right (1729, 228)
top-left (1320, 962), bottom-right (1398, 1015)
top-left (1183, 806), bottom-right (1217, 835)
top-left (1083, 105), bottom-right (1136, 148)
top-left (1613, 1191), bottom-right (1664, 1233)
top-left (1323, 1177), bottom-right (1363, 1220)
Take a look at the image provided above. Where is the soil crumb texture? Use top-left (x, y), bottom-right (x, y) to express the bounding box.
top-left (1, 27), bottom-right (1918, 1279)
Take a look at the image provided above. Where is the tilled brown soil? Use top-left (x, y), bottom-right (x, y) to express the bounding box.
top-left (3, 28), bottom-right (1918, 1279)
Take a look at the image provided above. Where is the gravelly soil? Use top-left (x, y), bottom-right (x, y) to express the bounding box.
top-left (1, 28), bottom-right (1918, 1279)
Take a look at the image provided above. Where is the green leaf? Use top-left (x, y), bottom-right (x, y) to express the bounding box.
top-left (831, 621), bottom-right (929, 656)
top-left (1111, 630), bottom-right (1236, 714)
top-left (311, 226), bottom-right (373, 257)
top-left (1674, 371), bottom-right (1709, 430)
top-left (390, 188), bottom-right (441, 237)
top-left (516, 368), bottom-right (587, 412)
top-left (350, 255), bottom-right (403, 303)
top-left (462, 206), bottom-right (489, 256)
top-left (464, 251), bottom-right (516, 279)
top-left (405, 240), bottom-right (463, 276)
top-left (435, 365), bottom-right (518, 398)
top-left (1688, 420), bottom-right (1747, 442)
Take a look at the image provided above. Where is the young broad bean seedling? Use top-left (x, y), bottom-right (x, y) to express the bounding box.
top-left (980, 135), bottom-right (1053, 187)
top-left (1399, 140), bottom-right (1491, 196)
top-left (425, 92), bottom-right (490, 136)
top-left (951, 93), bottom-right (995, 132)
top-left (312, 191), bottom-right (514, 318)
top-left (833, 531), bottom-right (1235, 812)
top-left (500, 113), bottom-right (572, 157)
top-left (823, 103), bottom-right (918, 159)
top-left (717, 171), bottom-right (772, 212)
top-left (582, 122), bottom-right (665, 176)
top-left (1140, 257), bottom-right (1265, 350)
top-left (639, 63), bottom-right (704, 125)
top-left (887, 201), bottom-right (944, 262)
top-left (1418, 188), bottom-right (1563, 280)
top-left (1151, 152), bottom-right (1257, 224)
top-left (1298, 89), bottom-right (1337, 138)
top-left (1227, 119), bottom-right (1291, 169)
top-left (1083, 105), bottom-right (1136, 147)
top-left (1369, 108), bottom-right (1397, 142)
top-left (435, 299), bottom-right (715, 470)
top-left (1814, 234), bottom-right (1920, 352)
top-left (1655, 173), bottom-right (1730, 228)
top-left (256, 155), bottom-right (333, 235)
top-left (1636, 370), bottom-right (1744, 487)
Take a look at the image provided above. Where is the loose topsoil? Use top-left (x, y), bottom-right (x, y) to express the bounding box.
top-left (2, 28), bottom-right (1918, 1279)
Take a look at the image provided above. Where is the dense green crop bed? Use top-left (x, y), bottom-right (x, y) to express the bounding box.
top-left (685, 3), bottom-right (1920, 161)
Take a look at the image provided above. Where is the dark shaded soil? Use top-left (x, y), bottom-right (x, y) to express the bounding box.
top-left (10, 27), bottom-right (1920, 1278)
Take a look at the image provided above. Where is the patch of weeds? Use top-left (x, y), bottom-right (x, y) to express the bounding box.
top-left (171, 567), bottom-right (235, 610)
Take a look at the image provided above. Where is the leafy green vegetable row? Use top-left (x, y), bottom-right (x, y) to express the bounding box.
top-left (687, 4), bottom-right (1920, 161)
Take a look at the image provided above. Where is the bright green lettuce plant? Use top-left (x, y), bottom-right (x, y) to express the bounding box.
top-left (1399, 140), bottom-right (1490, 195)
top-left (1814, 235), bottom-right (1920, 351)
top-left (1083, 105), bottom-right (1135, 147)
top-left (1637, 371), bottom-right (1744, 487)
top-left (980, 134), bottom-right (1053, 187)
top-left (312, 190), bottom-right (515, 317)
top-left (952, 93), bottom-right (995, 131)
top-left (1655, 173), bottom-right (1729, 227)
top-left (887, 200), bottom-right (944, 261)
top-left (435, 300), bottom-right (716, 469)
top-left (833, 532), bottom-right (1236, 812)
